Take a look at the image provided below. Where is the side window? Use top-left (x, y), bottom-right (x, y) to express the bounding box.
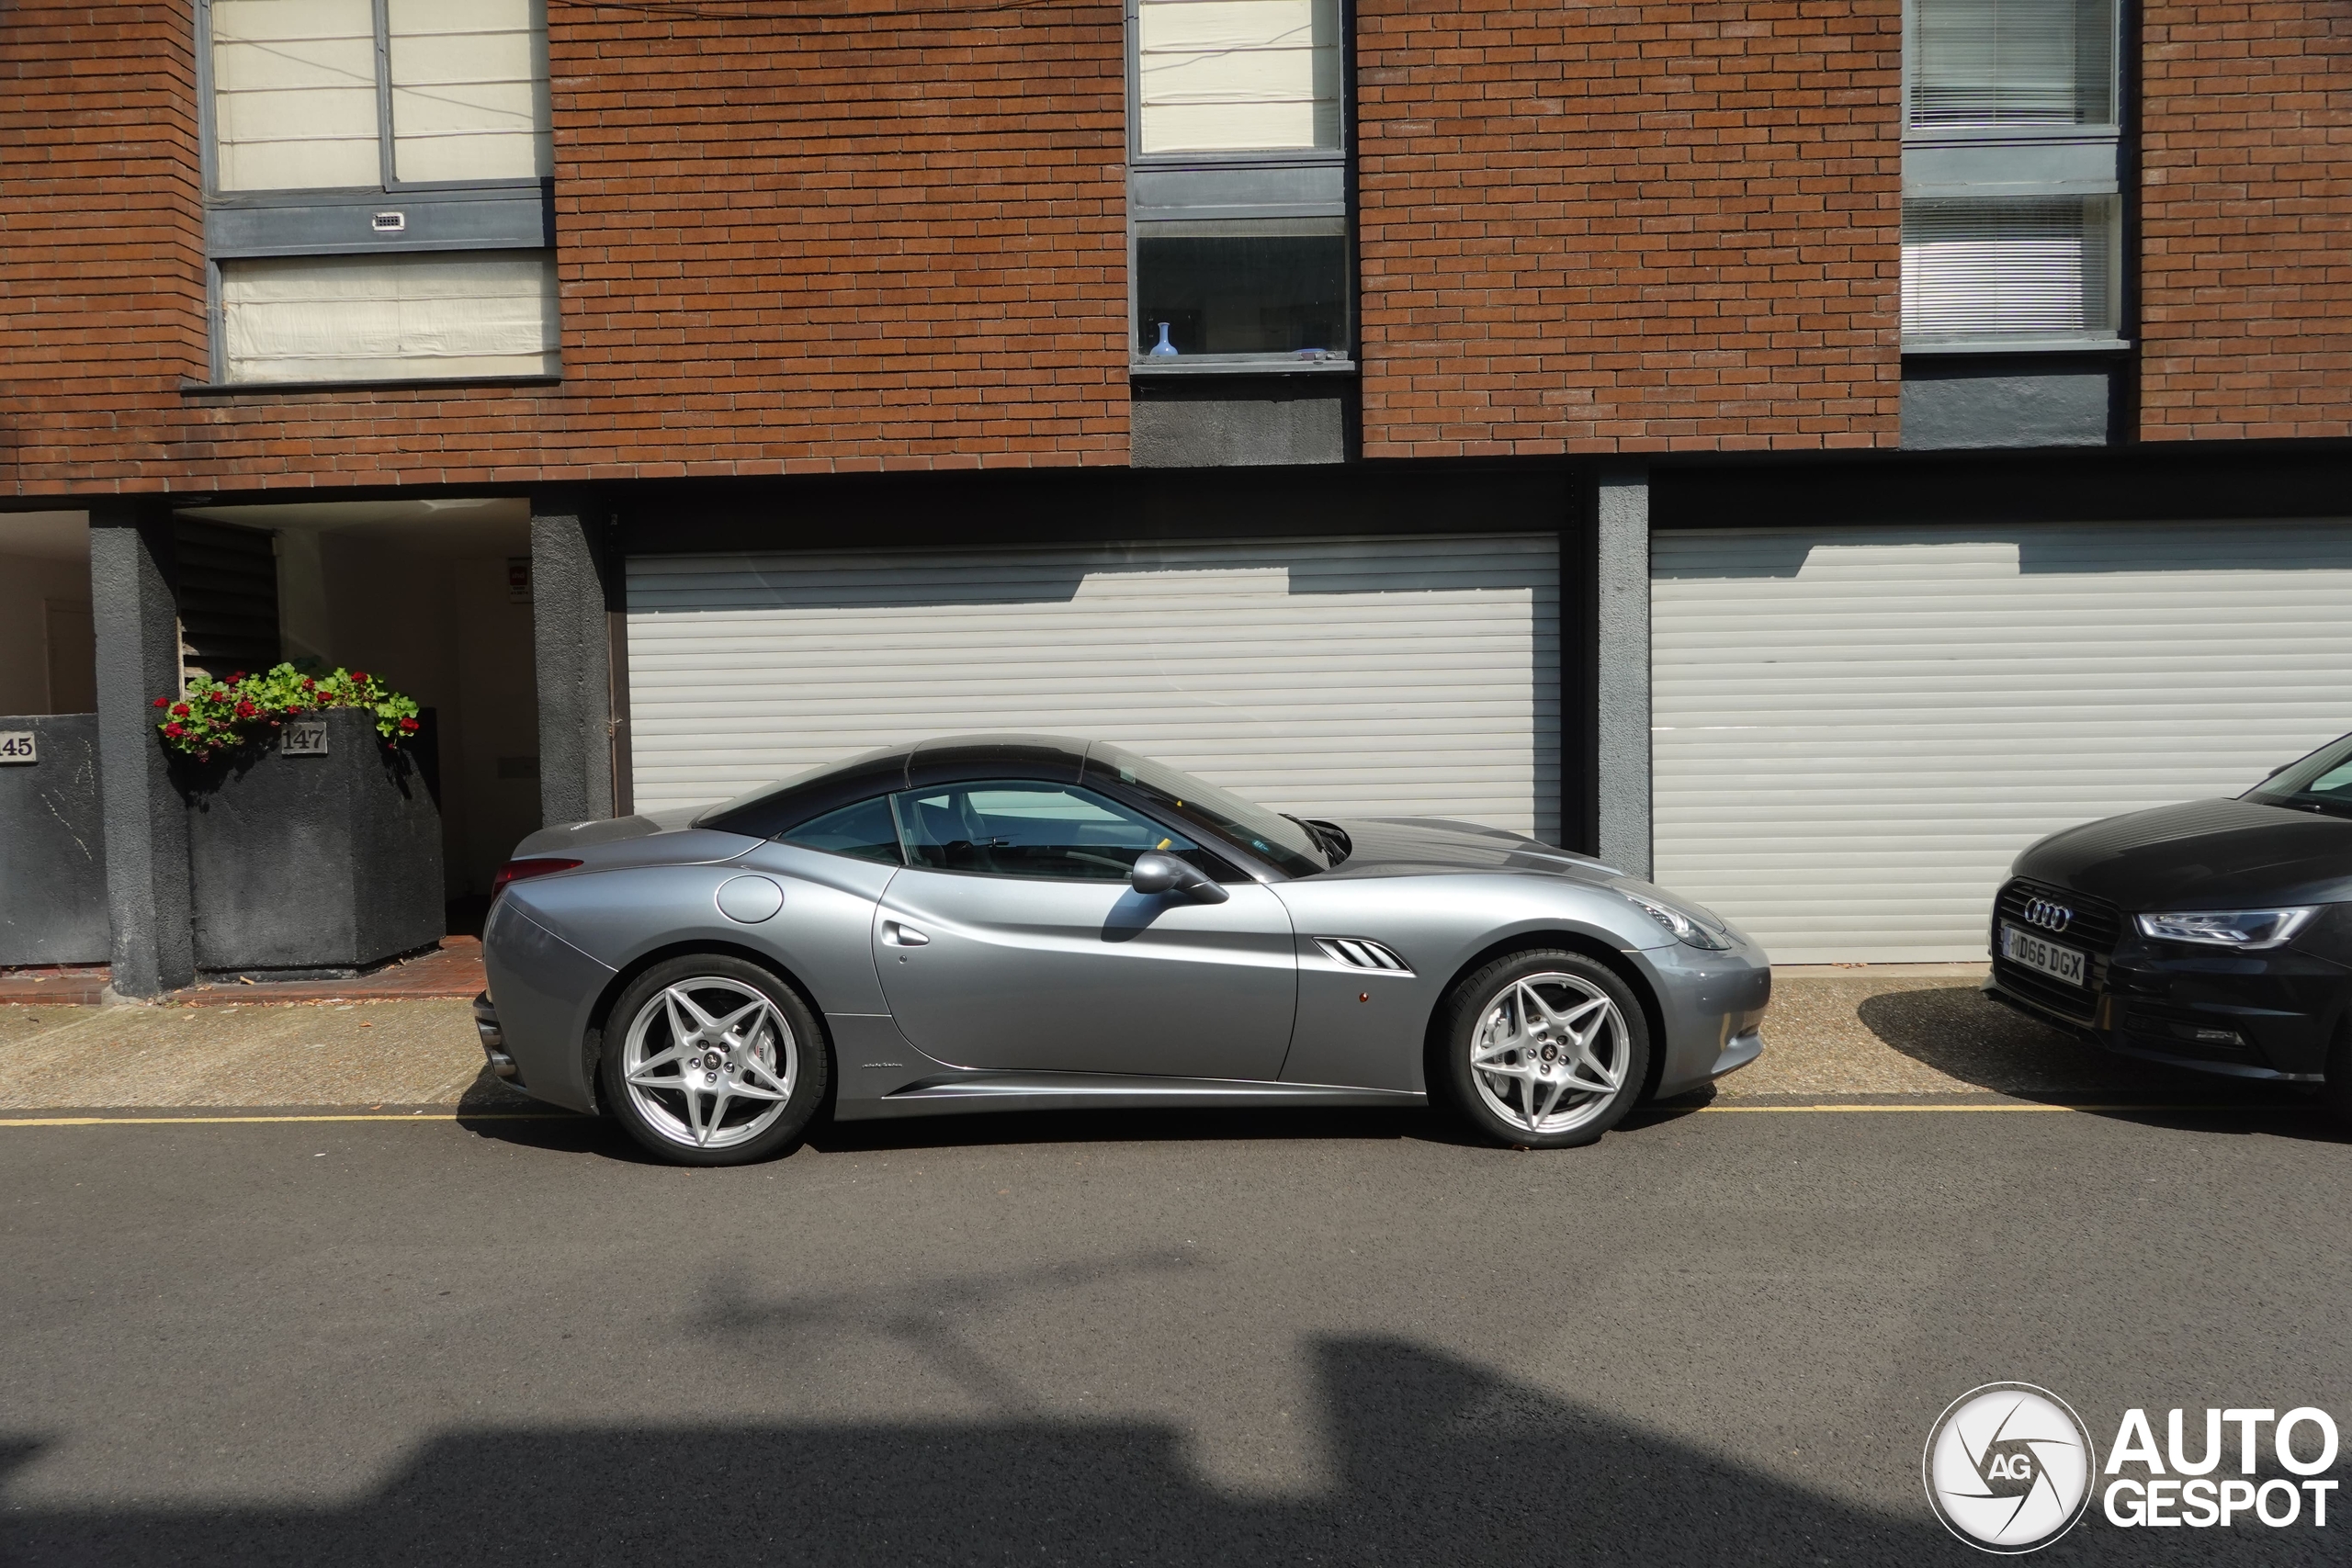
top-left (779, 796), bottom-right (904, 865)
top-left (894, 782), bottom-right (1202, 881)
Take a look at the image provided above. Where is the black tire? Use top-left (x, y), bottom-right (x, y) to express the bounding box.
top-left (2325, 1022), bottom-right (2352, 1130)
top-left (1434, 949), bottom-right (1651, 1149)
top-left (597, 954), bottom-right (830, 1167)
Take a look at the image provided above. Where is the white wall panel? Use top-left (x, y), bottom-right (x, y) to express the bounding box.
top-left (628, 534), bottom-right (1559, 840)
top-left (1652, 521), bottom-right (2352, 962)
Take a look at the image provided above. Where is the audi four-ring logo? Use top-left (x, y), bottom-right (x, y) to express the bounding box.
top-left (2023, 897), bottom-right (2074, 932)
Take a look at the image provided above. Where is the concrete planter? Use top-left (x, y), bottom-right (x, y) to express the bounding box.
top-left (0, 714), bottom-right (110, 966)
top-left (182, 709), bottom-right (443, 975)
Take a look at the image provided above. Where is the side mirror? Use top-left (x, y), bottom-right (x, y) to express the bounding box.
top-left (1131, 852), bottom-right (1230, 904)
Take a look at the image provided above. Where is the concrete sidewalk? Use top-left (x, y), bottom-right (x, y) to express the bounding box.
top-left (0, 966), bottom-right (2278, 1113)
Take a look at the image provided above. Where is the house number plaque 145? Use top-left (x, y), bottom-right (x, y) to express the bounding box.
top-left (0, 731), bottom-right (35, 764)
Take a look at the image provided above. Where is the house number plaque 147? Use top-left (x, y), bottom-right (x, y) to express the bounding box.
top-left (281, 722), bottom-right (329, 757)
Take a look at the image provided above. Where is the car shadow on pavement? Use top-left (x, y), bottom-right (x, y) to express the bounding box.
top-left (1, 1336), bottom-right (1955, 1567)
top-left (1855, 986), bottom-right (2345, 1139)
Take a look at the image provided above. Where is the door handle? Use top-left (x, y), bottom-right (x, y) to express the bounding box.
top-left (883, 921), bottom-right (930, 947)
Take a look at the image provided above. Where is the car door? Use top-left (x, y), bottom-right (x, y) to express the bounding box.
top-left (872, 779), bottom-right (1297, 1079)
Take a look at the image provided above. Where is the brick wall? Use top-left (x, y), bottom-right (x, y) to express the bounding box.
top-left (0, 0), bottom-right (1128, 493)
top-left (2140, 0), bottom-right (2352, 441)
top-left (0, 3), bottom-right (206, 487)
top-left (1355, 0), bottom-right (1902, 457)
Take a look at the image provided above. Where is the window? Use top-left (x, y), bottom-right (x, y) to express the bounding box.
top-left (1127, 0), bottom-right (1351, 368)
top-left (893, 783), bottom-right (1205, 882)
top-left (199, 0), bottom-right (557, 384)
top-left (1900, 0), bottom-right (2123, 351)
top-left (1135, 0), bottom-right (1341, 156)
top-left (777, 796), bottom-right (905, 865)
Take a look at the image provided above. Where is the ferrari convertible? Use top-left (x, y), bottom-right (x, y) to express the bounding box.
top-left (475, 735), bottom-right (1769, 1165)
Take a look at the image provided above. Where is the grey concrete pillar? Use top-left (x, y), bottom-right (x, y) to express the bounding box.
top-left (88, 502), bottom-right (194, 997)
top-left (1595, 469), bottom-right (1652, 878)
top-left (530, 495), bottom-right (619, 827)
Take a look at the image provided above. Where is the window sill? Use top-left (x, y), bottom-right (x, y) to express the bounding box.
top-left (1901, 337), bottom-right (2131, 356)
top-left (179, 374), bottom-right (563, 397)
top-left (1130, 357), bottom-right (1356, 378)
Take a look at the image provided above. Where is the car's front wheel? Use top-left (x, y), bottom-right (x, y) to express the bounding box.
top-left (1436, 950), bottom-right (1650, 1148)
top-left (598, 955), bottom-right (829, 1166)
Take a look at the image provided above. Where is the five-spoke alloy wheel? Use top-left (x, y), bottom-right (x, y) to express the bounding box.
top-left (600, 955), bottom-right (829, 1166)
top-left (1437, 950), bottom-right (1650, 1148)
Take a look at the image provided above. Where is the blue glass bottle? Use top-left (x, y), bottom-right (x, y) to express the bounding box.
top-left (1148, 321), bottom-right (1179, 357)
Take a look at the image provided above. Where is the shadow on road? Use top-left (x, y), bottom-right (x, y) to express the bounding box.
top-left (1855, 985), bottom-right (2346, 1140)
top-left (1, 1337), bottom-right (1942, 1566)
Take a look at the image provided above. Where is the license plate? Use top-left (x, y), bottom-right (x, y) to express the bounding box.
top-left (2001, 921), bottom-right (2086, 987)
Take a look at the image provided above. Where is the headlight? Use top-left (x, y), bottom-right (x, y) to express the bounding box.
top-left (2134, 908), bottom-right (2319, 949)
top-left (1614, 887), bottom-right (1734, 951)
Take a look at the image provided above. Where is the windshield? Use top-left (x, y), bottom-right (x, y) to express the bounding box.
top-left (2244, 731), bottom-right (2352, 819)
top-left (1086, 744), bottom-right (1329, 876)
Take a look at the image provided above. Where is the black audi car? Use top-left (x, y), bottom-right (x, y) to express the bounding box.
top-left (1985, 730), bottom-right (2352, 1117)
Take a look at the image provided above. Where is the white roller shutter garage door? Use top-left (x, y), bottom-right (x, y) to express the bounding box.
top-left (628, 533), bottom-right (1560, 840)
top-left (1653, 521), bottom-right (2352, 963)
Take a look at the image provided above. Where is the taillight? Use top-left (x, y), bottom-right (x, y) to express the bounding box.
top-left (492, 857), bottom-right (582, 899)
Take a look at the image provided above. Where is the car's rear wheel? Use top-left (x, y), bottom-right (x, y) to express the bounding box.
top-left (598, 955), bottom-right (828, 1167)
top-left (1436, 950), bottom-right (1650, 1149)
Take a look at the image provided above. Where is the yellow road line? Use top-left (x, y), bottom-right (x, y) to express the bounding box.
top-left (0, 1111), bottom-right (576, 1127)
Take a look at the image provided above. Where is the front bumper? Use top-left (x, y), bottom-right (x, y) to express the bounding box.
top-left (1633, 939), bottom-right (1772, 1099)
top-left (1987, 939), bottom-right (2347, 1082)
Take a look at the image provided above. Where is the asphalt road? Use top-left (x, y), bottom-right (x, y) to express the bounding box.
top-left (3, 1100), bottom-right (2346, 1565)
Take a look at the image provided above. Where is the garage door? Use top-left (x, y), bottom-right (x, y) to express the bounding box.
top-left (1652, 521), bottom-right (2352, 963)
top-left (628, 533), bottom-right (1561, 840)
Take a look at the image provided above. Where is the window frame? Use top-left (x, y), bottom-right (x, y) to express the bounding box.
top-left (1123, 0), bottom-right (1356, 376)
top-left (1898, 0), bottom-right (2130, 355)
top-left (193, 0), bottom-right (560, 387)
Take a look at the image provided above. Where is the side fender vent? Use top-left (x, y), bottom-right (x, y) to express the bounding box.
top-left (1316, 937), bottom-right (1413, 975)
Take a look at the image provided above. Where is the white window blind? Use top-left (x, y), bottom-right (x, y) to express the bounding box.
top-left (209, 0), bottom-right (550, 191)
top-left (220, 252), bottom-right (560, 382)
top-left (209, 0), bottom-right (382, 191)
top-left (1136, 0), bottom-right (1340, 155)
top-left (389, 0), bottom-right (552, 183)
top-left (1901, 196), bottom-right (2116, 339)
top-left (1907, 0), bottom-right (2115, 128)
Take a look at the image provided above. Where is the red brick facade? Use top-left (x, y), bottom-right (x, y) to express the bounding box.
top-left (2139, 0), bottom-right (2352, 441)
top-left (1354, 0), bottom-right (1904, 457)
top-left (0, 1), bottom-right (1130, 493)
top-left (4, 1), bottom-right (2347, 491)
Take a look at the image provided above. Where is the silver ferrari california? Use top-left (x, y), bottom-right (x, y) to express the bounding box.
top-left (475, 736), bottom-right (1769, 1165)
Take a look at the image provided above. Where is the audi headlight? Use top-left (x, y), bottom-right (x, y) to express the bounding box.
top-left (2134, 908), bottom-right (2319, 950)
top-left (1613, 886), bottom-right (1734, 951)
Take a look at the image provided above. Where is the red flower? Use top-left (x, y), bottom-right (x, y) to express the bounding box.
top-left (171, 702), bottom-right (190, 718)
top-left (153, 696), bottom-right (168, 708)
top-left (163, 722), bottom-right (184, 738)
top-left (232, 671), bottom-right (246, 682)
top-left (398, 716), bottom-right (420, 732)
top-left (302, 678), bottom-right (317, 691)
top-left (235, 700), bottom-right (258, 719)
top-left (350, 671), bottom-right (369, 684)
